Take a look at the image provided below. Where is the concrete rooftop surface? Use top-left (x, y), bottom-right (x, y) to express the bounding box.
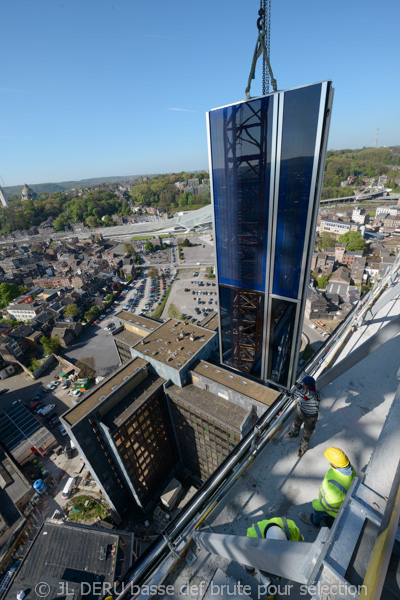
top-left (154, 286), bottom-right (400, 600)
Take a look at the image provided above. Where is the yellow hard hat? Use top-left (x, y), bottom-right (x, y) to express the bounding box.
top-left (324, 447), bottom-right (349, 468)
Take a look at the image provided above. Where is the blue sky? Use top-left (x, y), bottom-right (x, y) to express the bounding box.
top-left (1, 0), bottom-right (399, 186)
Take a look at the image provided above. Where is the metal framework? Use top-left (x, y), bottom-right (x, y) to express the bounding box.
top-left (231, 288), bottom-right (264, 372)
top-left (222, 99), bottom-right (268, 373)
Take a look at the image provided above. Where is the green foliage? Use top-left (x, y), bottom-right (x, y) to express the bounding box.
top-left (151, 285), bottom-right (172, 319)
top-left (63, 304), bottom-right (79, 319)
top-left (28, 359), bottom-right (42, 372)
top-left (321, 146), bottom-right (400, 200)
top-left (147, 267), bottom-right (158, 279)
top-left (119, 268), bottom-right (126, 280)
top-left (337, 231), bottom-right (366, 252)
top-left (168, 303), bottom-right (184, 320)
top-left (0, 283), bottom-right (26, 309)
top-left (316, 275), bottom-right (330, 289)
top-left (124, 242), bottom-right (140, 264)
top-left (40, 335), bottom-right (61, 355)
top-left (84, 306), bottom-right (100, 322)
top-left (205, 266), bottom-right (215, 278)
top-left (48, 241), bottom-right (57, 248)
top-left (104, 293), bottom-right (115, 303)
top-left (0, 188), bottom-right (129, 237)
top-left (145, 241), bottom-right (154, 252)
top-left (0, 318), bottom-right (20, 329)
top-left (319, 232), bottom-right (337, 249)
top-left (178, 237), bottom-right (195, 247)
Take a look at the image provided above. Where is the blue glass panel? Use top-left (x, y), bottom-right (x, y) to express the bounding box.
top-left (267, 298), bottom-right (296, 387)
top-left (209, 95), bottom-right (273, 292)
top-left (273, 83), bottom-right (322, 299)
top-left (219, 285), bottom-right (264, 378)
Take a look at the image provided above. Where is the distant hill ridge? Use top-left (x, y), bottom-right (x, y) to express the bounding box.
top-left (4, 174), bottom-right (146, 196)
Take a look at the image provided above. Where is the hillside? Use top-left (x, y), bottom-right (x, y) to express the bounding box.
top-left (3, 174), bottom-right (145, 197)
top-left (322, 145), bottom-right (400, 199)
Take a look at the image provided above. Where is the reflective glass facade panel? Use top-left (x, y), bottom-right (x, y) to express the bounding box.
top-left (267, 298), bottom-right (297, 387)
top-left (209, 96), bottom-right (274, 292)
top-left (219, 285), bottom-right (264, 378)
top-left (273, 83), bottom-right (323, 299)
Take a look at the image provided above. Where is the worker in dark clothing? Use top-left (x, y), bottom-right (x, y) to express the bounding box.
top-left (286, 375), bottom-right (320, 457)
top-left (245, 517), bottom-right (304, 599)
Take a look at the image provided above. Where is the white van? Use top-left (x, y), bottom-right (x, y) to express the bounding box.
top-left (62, 477), bottom-right (75, 500)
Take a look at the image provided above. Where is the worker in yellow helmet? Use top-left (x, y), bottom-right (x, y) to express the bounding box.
top-left (300, 447), bottom-right (356, 528)
top-left (245, 517), bottom-right (303, 599)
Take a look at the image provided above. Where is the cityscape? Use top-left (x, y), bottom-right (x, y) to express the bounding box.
top-left (0, 158), bottom-right (399, 598)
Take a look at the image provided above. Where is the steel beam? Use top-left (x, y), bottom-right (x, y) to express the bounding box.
top-left (194, 531), bottom-right (314, 584)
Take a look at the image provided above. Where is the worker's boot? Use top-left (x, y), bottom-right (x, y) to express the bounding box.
top-left (285, 430), bottom-right (299, 438)
top-left (297, 445), bottom-right (308, 457)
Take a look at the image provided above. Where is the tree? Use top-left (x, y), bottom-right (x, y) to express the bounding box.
top-left (84, 306), bottom-right (100, 322)
top-left (145, 241), bottom-right (154, 252)
top-left (124, 242), bottom-right (135, 255)
top-left (105, 293), bottom-right (114, 303)
top-left (316, 275), bottom-right (330, 289)
top-left (147, 267), bottom-right (158, 279)
top-left (40, 335), bottom-right (61, 355)
top-left (319, 232), bottom-right (337, 250)
top-left (338, 231), bottom-right (366, 252)
top-left (0, 283), bottom-right (26, 309)
top-left (64, 304), bottom-right (79, 320)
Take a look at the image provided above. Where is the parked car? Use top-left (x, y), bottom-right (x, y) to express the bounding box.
top-left (46, 384), bottom-right (56, 391)
top-left (30, 400), bottom-right (41, 410)
top-left (49, 417), bottom-right (60, 428)
top-left (38, 404), bottom-right (55, 416)
top-left (33, 403), bottom-right (44, 413)
top-left (105, 322), bottom-right (116, 331)
top-left (61, 381), bottom-right (70, 390)
top-left (72, 390), bottom-right (82, 397)
top-left (59, 424), bottom-right (68, 436)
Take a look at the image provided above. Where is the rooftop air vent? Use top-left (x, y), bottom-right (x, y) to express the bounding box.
top-left (179, 346), bottom-right (184, 351)
top-left (187, 351), bottom-right (192, 356)
top-left (227, 375), bottom-right (233, 379)
top-left (99, 395), bottom-right (106, 402)
top-left (111, 385), bottom-right (118, 391)
top-left (241, 381), bottom-right (247, 386)
top-left (200, 338), bottom-right (205, 343)
top-left (172, 352), bottom-right (177, 357)
top-left (123, 375), bottom-right (130, 381)
top-left (215, 369), bottom-right (220, 374)
top-left (166, 357), bottom-right (173, 362)
top-left (157, 338), bottom-right (162, 342)
top-left (203, 364), bottom-right (208, 369)
top-left (144, 348), bottom-right (149, 353)
top-left (152, 351), bottom-right (158, 356)
top-left (166, 341), bottom-right (171, 345)
top-left (176, 363), bottom-right (181, 367)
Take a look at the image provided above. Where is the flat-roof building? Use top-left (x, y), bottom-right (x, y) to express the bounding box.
top-left (61, 359), bottom-right (179, 515)
top-left (3, 521), bottom-right (133, 600)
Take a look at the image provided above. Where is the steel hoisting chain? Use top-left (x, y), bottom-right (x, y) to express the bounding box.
top-left (245, 2), bottom-right (277, 98)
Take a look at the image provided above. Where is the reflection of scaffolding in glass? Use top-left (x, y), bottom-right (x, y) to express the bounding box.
top-left (223, 101), bottom-right (267, 371)
top-left (223, 101), bottom-right (268, 288)
top-left (231, 289), bottom-right (263, 373)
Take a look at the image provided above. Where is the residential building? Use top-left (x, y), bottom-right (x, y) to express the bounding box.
top-left (320, 219), bottom-right (360, 236)
top-left (6, 302), bottom-right (46, 322)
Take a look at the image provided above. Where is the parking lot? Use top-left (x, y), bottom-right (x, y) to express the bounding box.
top-left (162, 268), bottom-right (218, 322)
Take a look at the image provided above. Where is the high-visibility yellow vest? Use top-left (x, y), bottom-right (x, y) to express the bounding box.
top-left (246, 517), bottom-right (304, 542)
top-left (312, 466), bottom-right (356, 517)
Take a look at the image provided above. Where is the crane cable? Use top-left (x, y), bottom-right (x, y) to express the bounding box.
top-left (245, 0), bottom-right (277, 98)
